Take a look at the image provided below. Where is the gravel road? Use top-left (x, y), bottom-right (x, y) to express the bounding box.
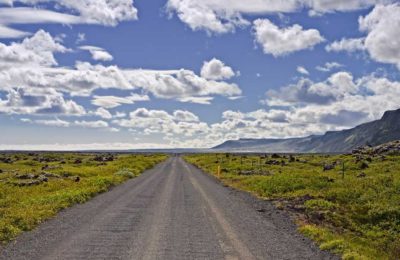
top-left (0, 156), bottom-right (338, 260)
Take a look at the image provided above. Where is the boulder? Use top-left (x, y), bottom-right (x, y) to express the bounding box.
top-left (323, 164), bottom-right (335, 171)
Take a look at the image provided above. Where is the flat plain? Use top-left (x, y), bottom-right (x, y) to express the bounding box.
top-left (185, 152), bottom-right (400, 259)
top-left (0, 152), bottom-right (166, 243)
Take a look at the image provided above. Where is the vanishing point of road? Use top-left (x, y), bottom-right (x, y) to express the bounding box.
top-left (0, 157), bottom-right (337, 260)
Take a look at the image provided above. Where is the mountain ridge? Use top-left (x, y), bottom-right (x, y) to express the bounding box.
top-left (212, 108), bottom-right (400, 153)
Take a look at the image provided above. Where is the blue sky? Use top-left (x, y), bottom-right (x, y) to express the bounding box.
top-left (0, 0), bottom-right (399, 150)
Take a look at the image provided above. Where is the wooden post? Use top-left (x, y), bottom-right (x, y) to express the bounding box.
top-left (217, 165), bottom-right (221, 178)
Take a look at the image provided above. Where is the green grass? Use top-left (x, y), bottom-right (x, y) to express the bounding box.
top-left (184, 153), bottom-right (400, 259)
top-left (0, 152), bottom-right (167, 243)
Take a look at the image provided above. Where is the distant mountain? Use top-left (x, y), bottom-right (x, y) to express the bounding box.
top-left (212, 108), bottom-right (400, 153)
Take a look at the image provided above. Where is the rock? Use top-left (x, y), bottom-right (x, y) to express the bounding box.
top-left (15, 173), bottom-right (35, 179)
top-left (42, 172), bottom-right (60, 178)
top-left (238, 170), bottom-right (256, 175)
top-left (266, 160), bottom-right (280, 165)
top-left (93, 154), bottom-right (115, 162)
top-left (271, 153), bottom-right (281, 159)
top-left (357, 172), bottom-right (367, 178)
top-left (323, 164), bottom-right (335, 171)
top-left (359, 161), bottom-right (369, 170)
top-left (74, 159), bottom-right (82, 164)
top-left (353, 140), bottom-right (400, 156)
top-left (15, 179), bottom-right (42, 187)
top-left (0, 157), bottom-right (13, 164)
top-left (62, 172), bottom-right (72, 177)
top-left (0, 169), bottom-right (3, 174)
top-left (38, 175), bottom-right (48, 182)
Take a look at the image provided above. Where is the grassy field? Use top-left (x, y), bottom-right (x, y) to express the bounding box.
top-left (184, 153), bottom-right (400, 260)
top-left (0, 152), bottom-right (167, 243)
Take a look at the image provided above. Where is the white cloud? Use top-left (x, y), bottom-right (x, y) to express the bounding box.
top-left (265, 71), bottom-right (358, 106)
top-left (166, 0), bottom-right (391, 34)
top-left (0, 29), bottom-right (67, 67)
top-left (94, 107), bottom-right (112, 119)
top-left (200, 58), bottom-right (235, 80)
top-left (0, 1), bottom-right (138, 38)
top-left (0, 142), bottom-right (174, 151)
top-left (326, 37), bottom-right (365, 52)
top-left (173, 110), bottom-right (199, 122)
top-left (359, 3), bottom-right (400, 69)
top-left (0, 24), bottom-right (30, 38)
top-left (297, 66), bottom-right (309, 75)
top-left (316, 62), bottom-right (343, 72)
top-left (166, 0), bottom-right (250, 34)
top-left (34, 118), bottom-right (71, 127)
top-left (114, 111), bottom-right (126, 118)
top-left (74, 120), bottom-right (109, 128)
top-left (262, 71), bottom-right (400, 127)
top-left (325, 4), bottom-right (400, 70)
top-left (177, 96), bottom-right (214, 105)
top-left (307, 0), bottom-right (391, 14)
top-left (114, 108), bottom-right (208, 138)
top-left (91, 94), bottom-right (150, 108)
top-left (0, 30), bottom-right (241, 117)
top-left (253, 19), bottom-right (325, 56)
top-left (79, 45), bottom-right (113, 61)
top-left (0, 88), bottom-right (86, 115)
top-left (76, 33), bottom-right (86, 44)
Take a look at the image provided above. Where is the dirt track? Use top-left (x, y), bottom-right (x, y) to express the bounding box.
top-left (0, 156), bottom-right (337, 259)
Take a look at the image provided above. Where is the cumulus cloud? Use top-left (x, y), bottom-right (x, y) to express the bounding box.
top-left (297, 66), bottom-right (309, 75)
top-left (34, 118), bottom-right (71, 127)
top-left (0, 62), bottom-right (241, 102)
top-left (0, 0), bottom-right (138, 37)
top-left (316, 62), bottom-right (343, 72)
top-left (200, 58), bottom-right (235, 80)
top-left (326, 4), bottom-right (400, 70)
top-left (79, 45), bottom-right (113, 61)
top-left (94, 107), bottom-right (112, 119)
top-left (0, 88), bottom-right (86, 115)
top-left (0, 30), bottom-right (241, 119)
top-left (253, 19), bottom-right (325, 56)
top-left (177, 96), bottom-right (214, 105)
top-left (114, 108), bottom-right (208, 137)
top-left (0, 29), bottom-right (67, 67)
top-left (74, 120), bottom-right (109, 128)
top-left (307, 0), bottom-right (391, 15)
top-left (166, 0), bottom-right (250, 34)
top-left (166, 0), bottom-right (390, 34)
top-left (265, 71), bottom-right (358, 106)
top-left (359, 3), bottom-right (400, 69)
top-left (198, 71), bottom-right (400, 146)
top-left (262, 71), bottom-right (400, 127)
top-left (326, 38), bottom-right (365, 52)
top-left (91, 94), bottom-right (150, 108)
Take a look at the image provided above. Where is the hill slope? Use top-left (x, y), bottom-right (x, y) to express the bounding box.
top-left (213, 108), bottom-right (400, 153)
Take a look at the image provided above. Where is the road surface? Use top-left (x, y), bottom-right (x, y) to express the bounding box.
top-left (0, 156), bottom-right (337, 260)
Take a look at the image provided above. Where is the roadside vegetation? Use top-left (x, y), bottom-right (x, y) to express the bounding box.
top-left (184, 151), bottom-right (400, 259)
top-left (0, 152), bottom-right (167, 243)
